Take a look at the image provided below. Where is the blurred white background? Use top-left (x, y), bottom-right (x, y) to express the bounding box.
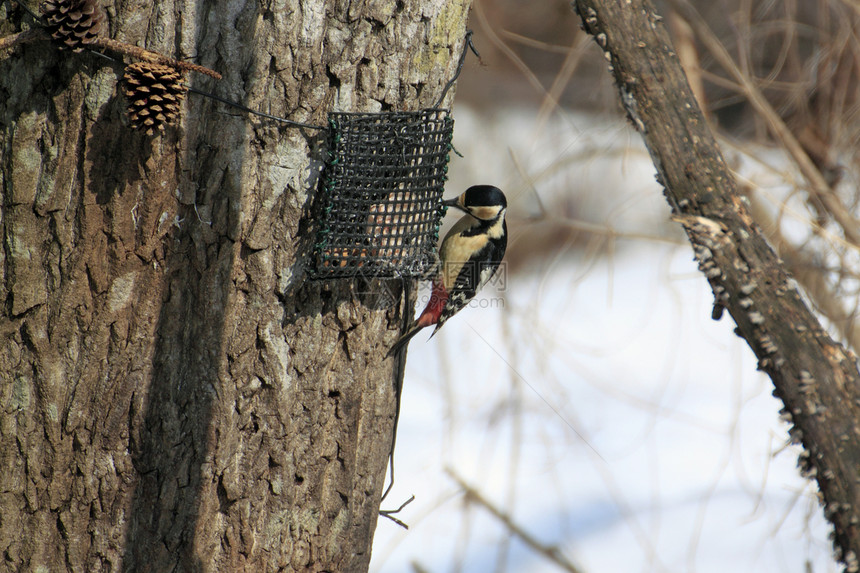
top-left (366, 0), bottom-right (860, 567)
top-left (370, 101), bottom-right (834, 572)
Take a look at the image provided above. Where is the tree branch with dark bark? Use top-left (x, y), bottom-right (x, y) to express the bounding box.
top-left (571, 0), bottom-right (860, 569)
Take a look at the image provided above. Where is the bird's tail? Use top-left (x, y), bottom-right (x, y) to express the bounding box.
top-left (388, 279), bottom-right (444, 356)
top-left (387, 324), bottom-right (426, 357)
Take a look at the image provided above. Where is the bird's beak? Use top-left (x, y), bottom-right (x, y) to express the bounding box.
top-left (442, 196), bottom-right (466, 212)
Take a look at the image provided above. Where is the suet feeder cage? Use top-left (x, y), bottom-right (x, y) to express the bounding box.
top-left (312, 109), bottom-right (454, 279)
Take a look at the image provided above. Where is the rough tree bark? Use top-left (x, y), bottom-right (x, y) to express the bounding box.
top-left (0, 0), bottom-right (470, 571)
top-left (571, 0), bottom-right (860, 570)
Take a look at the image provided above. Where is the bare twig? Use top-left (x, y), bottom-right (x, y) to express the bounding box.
top-left (499, 30), bottom-right (571, 54)
top-left (379, 494), bottom-right (415, 530)
top-left (535, 32), bottom-right (590, 134)
top-left (746, 190), bottom-right (860, 351)
top-left (0, 27), bottom-right (48, 51)
top-left (473, 0), bottom-right (552, 104)
top-left (92, 37), bottom-right (222, 79)
top-left (446, 468), bottom-right (586, 573)
top-left (666, 11), bottom-right (705, 109)
top-left (665, 0), bottom-right (860, 248)
top-left (0, 21), bottom-right (221, 79)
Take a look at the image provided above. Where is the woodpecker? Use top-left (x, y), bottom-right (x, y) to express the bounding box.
top-left (390, 185), bottom-right (508, 354)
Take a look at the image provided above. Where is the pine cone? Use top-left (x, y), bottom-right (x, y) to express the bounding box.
top-left (123, 62), bottom-right (187, 134)
top-left (41, 0), bottom-right (104, 52)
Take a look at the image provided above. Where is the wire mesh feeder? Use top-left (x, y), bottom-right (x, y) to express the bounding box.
top-left (312, 109), bottom-right (454, 279)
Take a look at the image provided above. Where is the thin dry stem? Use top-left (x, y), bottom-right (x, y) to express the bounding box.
top-left (446, 468), bottom-right (585, 573)
top-left (94, 37), bottom-right (222, 79)
top-left (667, 11), bottom-right (706, 108)
top-left (473, 0), bottom-right (552, 104)
top-left (499, 30), bottom-right (571, 54)
top-left (666, 0), bottom-right (860, 248)
top-left (747, 190), bottom-right (860, 350)
top-left (0, 27), bottom-right (49, 51)
top-left (535, 33), bottom-right (590, 133)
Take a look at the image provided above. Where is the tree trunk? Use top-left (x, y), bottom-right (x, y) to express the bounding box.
top-left (571, 0), bottom-right (860, 569)
top-left (0, 0), bottom-right (471, 570)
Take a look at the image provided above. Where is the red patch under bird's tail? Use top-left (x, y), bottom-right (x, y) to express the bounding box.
top-left (388, 280), bottom-right (448, 355)
top-left (416, 279), bottom-right (448, 327)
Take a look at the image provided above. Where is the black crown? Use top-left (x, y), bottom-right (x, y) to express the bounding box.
top-left (462, 185), bottom-right (506, 208)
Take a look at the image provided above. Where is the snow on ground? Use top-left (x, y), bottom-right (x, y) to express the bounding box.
top-left (369, 105), bottom-right (835, 573)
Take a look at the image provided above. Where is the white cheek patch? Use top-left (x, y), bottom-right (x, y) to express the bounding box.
top-left (469, 206), bottom-right (501, 221)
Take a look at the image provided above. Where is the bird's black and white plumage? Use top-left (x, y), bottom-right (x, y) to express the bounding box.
top-left (390, 185), bottom-right (508, 353)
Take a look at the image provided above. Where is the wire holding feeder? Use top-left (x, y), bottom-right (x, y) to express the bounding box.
top-left (433, 29), bottom-right (479, 110)
top-left (187, 28), bottom-right (477, 132)
top-left (185, 85), bottom-right (326, 131)
top-left (188, 27), bottom-right (475, 131)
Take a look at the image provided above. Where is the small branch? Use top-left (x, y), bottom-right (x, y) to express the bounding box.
top-left (379, 494), bottom-right (414, 530)
top-left (93, 37), bottom-right (222, 79)
top-left (0, 27), bottom-right (49, 51)
top-left (0, 24), bottom-right (221, 80)
top-left (446, 468), bottom-right (586, 573)
top-left (745, 191), bottom-right (860, 351)
top-left (666, 11), bottom-right (706, 109)
top-left (665, 0), bottom-right (860, 248)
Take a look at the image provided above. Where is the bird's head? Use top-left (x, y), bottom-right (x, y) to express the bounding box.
top-left (443, 185), bottom-right (507, 221)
